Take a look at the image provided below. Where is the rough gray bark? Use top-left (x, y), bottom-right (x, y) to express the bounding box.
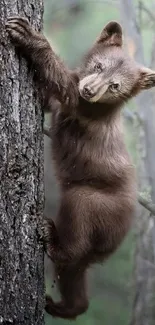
top-left (120, 1), bottom-right (155, 325)
top-left (0, 1), bottom-right (44, 324)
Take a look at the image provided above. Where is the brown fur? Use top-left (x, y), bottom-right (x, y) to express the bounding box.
top-left (7, 18), bottom-right (155, 320)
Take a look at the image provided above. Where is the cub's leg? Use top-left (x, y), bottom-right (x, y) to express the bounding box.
top-left (44, 218), bottom-right (89, 319)
top-left (46, 262), bottom-right (89, 320)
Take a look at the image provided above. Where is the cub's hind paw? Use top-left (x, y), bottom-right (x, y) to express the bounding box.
top-left (45, 294), bottom-right (54, 306)
top-left (45, 295), bottom-right (65, 317)
top-left (45, 295), bottom-right (56, 316)
top-left (43, 218), bottom-right (59, 258)
top-left (43, 218), bottom-right (56, 241)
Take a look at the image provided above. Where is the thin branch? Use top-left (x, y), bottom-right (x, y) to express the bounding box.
top-left (123, 108), bottom-right (135, 122)
top-left (141, 2), bottom-right (155, 23)
top-left (138, 1), bottom-right (142, 30)
top-left (137, 256), bottom-right (155, 270)
top-left (138, 194), bottom-right (155, 215)
top-left (151, 35), bottom-right (155, 68)
top-left (43, 125), bottom-right (52, 138)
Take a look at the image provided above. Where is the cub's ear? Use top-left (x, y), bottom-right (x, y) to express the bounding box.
top-left (139, 67), bottom-right (155, 90)
top-left (97, 21), bottom-right (123, 47)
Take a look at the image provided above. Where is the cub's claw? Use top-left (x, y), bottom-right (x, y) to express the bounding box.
top-left (43, 218), bottom-right (58, 258)
top-left (7, 16), bottom-right (30, 28)
top-left (6, 16), bottom-right (35, 46)
top-left (45, 295), bottom-right (55, 314)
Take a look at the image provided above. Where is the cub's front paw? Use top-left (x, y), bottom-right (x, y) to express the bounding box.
top-left (6, 16), bottom-right (36, 47)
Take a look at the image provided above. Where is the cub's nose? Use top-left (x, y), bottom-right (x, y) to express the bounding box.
top-left (83, 86), bottom-right (94, 98)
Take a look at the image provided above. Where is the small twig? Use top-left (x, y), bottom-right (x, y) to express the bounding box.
top-left (43, 125), bottom-right (52, 138)
top-left (138, 256), bottom-right (155, 270)
top-left (151, 35), bottom-right (155, 68)
top-left (138, 194), bottom-right (155, 215)
top-left (138, 1), bottom-right (142, 30)
top-left (123, 108), bottom-right (135, 122)
top-left (141, 3), bottom-right (155, 23)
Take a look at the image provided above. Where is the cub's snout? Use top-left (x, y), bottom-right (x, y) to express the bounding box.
top-left (79, 73), bottom-right (108, 102)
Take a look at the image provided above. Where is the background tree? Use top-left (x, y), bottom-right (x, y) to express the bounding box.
top-left (43, 1), bottom-right (155, 325)
top-left (0, 1), bottom-right (44, 324)
top-left (120, 1), bottom-right (155, 324)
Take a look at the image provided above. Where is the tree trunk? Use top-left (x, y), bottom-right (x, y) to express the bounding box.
top-left (120, 1), bottom-right (155, 325)
top-left (0, 1), bottom-right (44, 324)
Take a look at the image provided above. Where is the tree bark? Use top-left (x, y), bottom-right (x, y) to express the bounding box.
top-left (0, 1), bottom-right (44, 324)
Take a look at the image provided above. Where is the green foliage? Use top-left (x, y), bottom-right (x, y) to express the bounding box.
top-left (44, 0), bottom-right (118, 66)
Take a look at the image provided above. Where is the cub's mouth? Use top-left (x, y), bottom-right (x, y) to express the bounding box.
top-left (79, 86), bottom-right (103, 102)
top-left (79, 85), bottom-right (97, 101)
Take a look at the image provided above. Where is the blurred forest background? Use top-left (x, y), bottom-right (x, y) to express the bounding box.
top-left (43, 1), bottom-right (155, 325)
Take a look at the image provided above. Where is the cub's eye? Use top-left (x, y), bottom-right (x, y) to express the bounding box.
top-left (109, 83), bottom-right (120, 91)
top-left (94, 63), bottom-right (102, 72)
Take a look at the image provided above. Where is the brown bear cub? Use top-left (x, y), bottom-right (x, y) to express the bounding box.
top-left (7, 17), bottom-right (155, 320)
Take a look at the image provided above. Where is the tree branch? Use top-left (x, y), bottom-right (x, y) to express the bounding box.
top-left (151, 35), bottom-right (155, 68)
top-left (44, 125), bottom-right (52, 138)
top-left (141, 2), bottom-right (155, 23)
top-left (138, 194), bottom-right (155, 215)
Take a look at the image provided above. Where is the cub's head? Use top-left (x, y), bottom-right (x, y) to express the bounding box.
top-left (79, 21), bottom-right (155, 104)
